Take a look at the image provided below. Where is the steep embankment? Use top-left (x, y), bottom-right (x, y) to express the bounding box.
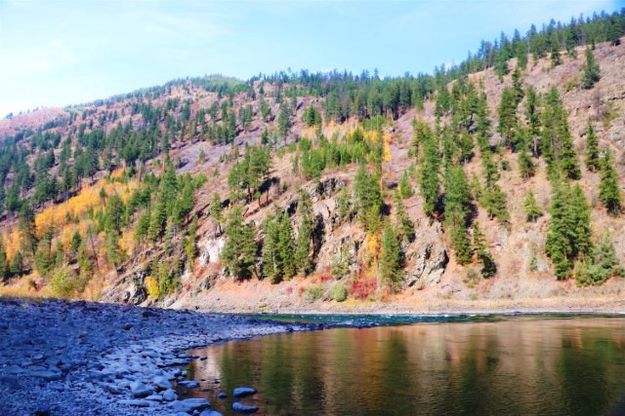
top-left (1, 37), bottom-right (625, 313)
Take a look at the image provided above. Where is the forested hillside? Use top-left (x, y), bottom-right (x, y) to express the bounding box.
top-left (1, 10), bottom-right (625, 311)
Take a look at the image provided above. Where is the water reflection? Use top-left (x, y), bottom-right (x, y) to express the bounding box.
top-left (185, 318), bottom-right (625, 416)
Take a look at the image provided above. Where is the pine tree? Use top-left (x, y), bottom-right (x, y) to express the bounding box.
top-left (261, 210), bottom-right (295, 283)
top-left (472, 222), bottom-right (496, 278)
top-left (581, 47), bottom-right (601, 89)
top-left (294, 189), bottom-right (315, 275)
top-left (105, 231), bottom-right (124, 268)
top-left (277, 103), bottom-right (292, 140)
top-left (379, 222), bottom-right (402, 290)
top-left (584, 121), bottom-right (600, 172)
top-left (576, 234), bottom-right (624, 286)
top-left (0, 242), bottom-right (8, 281)
top-left (546, 182), bottom-right (592, 278)
top-left (481, 183), bottom-right (510, 225)
top-left (444, 165), bottom-right (473, 264)
top-left (599, 149), bottom-right (622, 215)
top-left (524, 86), bottom-right (541, 157)
top-left (550, 33), bottom-right (562, 67)
top-left (77, 242), bottom-right (93, 278)
top-left (393, 191), bottom-right (415, 243)
top-left (70, 231), bottom-right (82, 255)
top-left (10, 251), bottom-right (23, 276)
top-left (18, 203), bottom-right (37, 257)
top-left (209, 192), bottom-right (224, 234)
top-left (419, 126), bottom-right (440, 217)
top-left (541, 87), bottom-right (580, 180)
top-left (222, 206), bottom-right (257, 280)
top-left (398, 171), bottom-right (413, 199)
top-left (524, 190), bottom-right (543, 222)
top-left (353, 164), bottom-right (383, 232)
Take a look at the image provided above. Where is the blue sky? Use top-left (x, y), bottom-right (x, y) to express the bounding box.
top-left (0, 0), bottom-right (623, 116)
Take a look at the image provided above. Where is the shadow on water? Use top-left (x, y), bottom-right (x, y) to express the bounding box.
top-left (179, 315), bottom-right (625, 416)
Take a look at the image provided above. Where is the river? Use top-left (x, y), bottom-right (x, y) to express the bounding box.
top-left (181, 316), bottom-right (625, 415)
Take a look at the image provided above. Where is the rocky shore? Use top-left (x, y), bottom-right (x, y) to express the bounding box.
top-left (0, 298), bottom-right (314, 416)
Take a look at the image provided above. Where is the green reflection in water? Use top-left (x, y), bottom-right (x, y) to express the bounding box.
top-left (185, 318), bottom-right (625, 416)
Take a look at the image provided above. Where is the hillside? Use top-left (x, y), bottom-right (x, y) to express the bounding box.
top-left (1, 14), bottom-right (625, 312)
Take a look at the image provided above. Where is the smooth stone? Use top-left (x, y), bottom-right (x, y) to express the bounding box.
top-left (232, 402), bottom-right (259, 413)
top-left (145, 394), bottom-right (163, 401)
top-left (119, 399), bottom-right (152, 407)
top-left (162, 389), bottom-right (177, 401)
top-left (154, 375), bottom-right (173, 390)
top-left (129, 381), bottom-right (153, 398)
top-left (177, 380), bottom-right (199, 389)
top-left (172, 397), bottom-right (211, 413)
top-left (29, 369), bottom-right (62, 381)
top-left (200, 410), bottom-right (224, 416)
top-left (233, 387), bottom-right (256, 398)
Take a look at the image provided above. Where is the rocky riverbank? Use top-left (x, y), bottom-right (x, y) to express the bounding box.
top-left (0, 298), bottom-right (315, 416)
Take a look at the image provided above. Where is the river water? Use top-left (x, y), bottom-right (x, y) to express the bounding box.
top-left (182, 316), bottom-right (625, 415)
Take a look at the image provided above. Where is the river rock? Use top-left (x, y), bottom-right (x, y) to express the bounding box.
top-left (232, 401), bottom-right (259, 413)
top-left (233, 386), bottom-right (256, 398)
top-left (178, 379), bottom-right (199, 389)
top-left (129, 381), bottom-right (153, 398)
top-left (162, 389), bottom-right (177, 401)
top-left (153, 375), bottom-right (173, 390)
top-left (200, 410), bottom-right (224, 416)
top-left (172, 397), bottom-right (211, 413)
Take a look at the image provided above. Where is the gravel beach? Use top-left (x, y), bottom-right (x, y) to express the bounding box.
top-left (0, 298), bottom-right (313, 416)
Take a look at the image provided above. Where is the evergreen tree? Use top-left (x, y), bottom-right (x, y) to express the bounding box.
top-left (353, 164), bottom-right (383, 232)
top-left (77, 242), bottom-right (93, 278)
top-left (10, 251), bottom-right (23, 276)
top-left (599, 149), bottom-right (622, 215)
top-left (444, 165), bottom-right (472, 264)
top-left (379, 222), bottom-right (402, 290)
top-left (546, 182), bottom-right (592, 278)
top-left (393, 191), bottom-right (415, 243)
top-left (294, 189), bottom-right (315, 275)
top-left (584, 121), bottom-right (600, 172)
top-left (70, 231), bottom-right (82, 255)
top-left (277, 103), bottom-right (292, 140)
top-left (498, 88), bottom-right (518, 149)
top-left (221, 206), bottom-right (257, 280)
top-left (524, 86), bottom-right (541, 156)
top-left (524, 190), bottom-right (543, 222)
top-left (105, 231), bottom-right (124, 268)
top-left (398, 171), bottom-right (413, 199)
top-left (261, 210), bottom-right (295, 283)
top-left (581, 47), bottom-right (601, 89)
top-left (18, 203), bottom-right (37, 257)
top-left (541, 87), bottom-right (580, 179)
top-left (472, 222), bottom-right (496, 278)
top-left (576, 234), bottom-right (623, 286)
top-left (0, 242), bottom-right (8, 281)
top-left (419, 125), bottom-right (440, 216)
top-left (209, 192), bottom-right (224, 234)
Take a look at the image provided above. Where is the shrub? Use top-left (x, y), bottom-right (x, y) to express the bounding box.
top-left (303, 285), bottom-right (324, 303)
top-left (49, 265), bottom-right (85, 298)
top-left (331, 283), bottom-right (348, 302)
top-left (349, 278), bottom-right (377, 300)
top-left (463, 267), bottom-right (480, 288)
top-left (145, 275), bottom-right (160, 299)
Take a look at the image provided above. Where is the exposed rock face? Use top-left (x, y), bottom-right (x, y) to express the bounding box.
top-left (405, 221), bottom-right (448, 288)
top-left (100, 270), bottom-right (148, 305)
top-left (198, 235), bottom-right (225, 267)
